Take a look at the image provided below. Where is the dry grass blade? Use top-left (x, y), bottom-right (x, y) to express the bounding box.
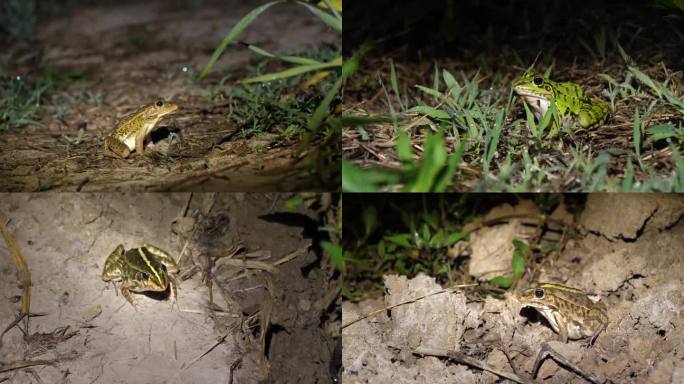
top-left (0, 211), bottom-right (31, 346)
top-left (0, 359), bottom-right (55, 373)
top-left (258, 296), bottom-right (273, 372)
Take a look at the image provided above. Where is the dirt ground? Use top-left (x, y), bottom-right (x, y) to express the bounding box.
top-left (0, 193), bottom-right (340, 383)
top-left (0, 0), bottom-right (338, 191)
top-left (342, 194), bottom-right (684, 383)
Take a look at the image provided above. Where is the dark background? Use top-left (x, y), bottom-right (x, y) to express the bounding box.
top-left (343, 0), bottom-right (684, 68)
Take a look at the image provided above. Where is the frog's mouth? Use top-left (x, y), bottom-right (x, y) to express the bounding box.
top-left (514, 87), bottom-right (551, 116)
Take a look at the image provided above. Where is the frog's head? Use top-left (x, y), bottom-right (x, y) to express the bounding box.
top-left (141, 99), bottom-right (179, 122)
top-left (518, 284), bottom-right (560, 311)
top-left (513, 72), bottom-right (557, 116)
top-left (513, 72), bottom-right (556, 100)
top-left (128, 248), bottom-right (171, 292)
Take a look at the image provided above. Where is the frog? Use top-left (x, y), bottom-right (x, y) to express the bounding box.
top-left (518, 283), bottom-right (608, 345)
top-left (101, 244), bottom-right (179, 307)
top-left (513, 72), bottom-right (609, 136)
top-left (103, 99), bottom-right (179, 158)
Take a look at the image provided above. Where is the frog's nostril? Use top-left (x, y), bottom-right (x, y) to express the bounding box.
top-left (535, 288), bottom-right (544, 298)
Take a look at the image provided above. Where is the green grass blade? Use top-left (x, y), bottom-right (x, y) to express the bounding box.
top-left (622, 158), bottom-right (634, 192)
top-left (321, 241), bottom-right (344, 273)
top-left (199, 1), bottom-right (283, 79)
top-left (415, 85), bottom-right (443, 99)
top-left (242, 58), bottom-right (341, 83)
top-left (397, 130), bottom-right (413, 163)
top-left (342, 160), bottom-right (378, 192)
top-left (406, 130), bottom-right (447, 192)
top-left (406, 105), bottom-right (451, 120)
top-left (244, 44), bottom-right (323, 65)
top-left (307, 55), bottom-right (356, 132)
top-left (672, 143), bottom-right (684, 192)
top-left (296, 1), bottom-right (342, 33)
top-left (433, 142), bottom-right (464, 191)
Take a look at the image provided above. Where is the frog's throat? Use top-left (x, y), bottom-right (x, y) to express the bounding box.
top-left (522, 303), bottom-right (561, 333)
top-left (517, 91), bottom-right (551, 118)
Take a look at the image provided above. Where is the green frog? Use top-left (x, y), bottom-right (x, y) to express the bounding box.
top-left (103, 100), bottom-right (179, 158)
top-left (101, 244), bottom-right (179, 307)
top-left (513, 72), bottom-right (609, 136)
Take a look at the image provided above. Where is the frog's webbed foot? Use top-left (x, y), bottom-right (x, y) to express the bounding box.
top-left (531, 342), bottom-right (602, 384)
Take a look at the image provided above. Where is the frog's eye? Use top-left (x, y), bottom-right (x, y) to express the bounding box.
top-left (533, 77), bottom-right (543, 87)
top-left (140, 272), bottom-right (150, 280)
top-left (160, 264), bottom-right (167, 272)
top-left (534, 288), bottom-right (544, 298)
top-left (155, 100), bottom-right (164, 108)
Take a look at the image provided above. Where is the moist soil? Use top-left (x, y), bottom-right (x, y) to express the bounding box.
top-left (342, 194), bottom-right (684, 383)
top-left (0, 193), bottom-right (340, 383)
top-left (0, 0), bottom-right (338, 191)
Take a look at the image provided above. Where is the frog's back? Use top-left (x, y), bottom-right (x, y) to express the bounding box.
top-left (111, 109), bottom-right (147, 139)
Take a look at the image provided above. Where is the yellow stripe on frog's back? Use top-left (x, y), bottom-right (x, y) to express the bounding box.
top-left (537, 282), bottom-right (586, 294)
top-left (137, 247), bottom-right (162, 283)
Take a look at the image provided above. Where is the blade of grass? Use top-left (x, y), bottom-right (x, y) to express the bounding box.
top-left (296, 1), bottom-right (342, 33)
top-left (199, 1), bottom-right (283, 79)
top-left (241, 58), bottom-right (341, 83)
top-left (244, 44), bottom-right (323, 65)
top-left (307, 55), bottom-right (357, 132)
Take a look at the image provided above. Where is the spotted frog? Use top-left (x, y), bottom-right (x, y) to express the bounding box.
top-left (513, 72), bottom-right (609, 136)
top-left (103, 100), bottom-right (178, 158)
top-left (101, 244), bottom-right (179, 307)
top-left (518, 283), bottom-right (608, 345)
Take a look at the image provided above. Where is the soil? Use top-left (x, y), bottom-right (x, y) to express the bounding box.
top-left (0, 193), bottom-right (340, 383)
top-left (341, 194), bottom-right (684, 383)
top-left (0, 0), bottom-right (338, 192)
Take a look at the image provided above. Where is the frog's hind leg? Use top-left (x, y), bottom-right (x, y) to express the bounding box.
top-left (104, 136), bottom-right (131, 158)
top-left (578, 101), bottom-right (609, 128)
top-left (532, 342), bottom-right (602, 383)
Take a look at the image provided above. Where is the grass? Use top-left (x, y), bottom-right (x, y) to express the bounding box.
top-left (0, 66), bottom-right (83, 131)
top-left (197, 0), bottom-right (342, 186)
top-left (198, 45), bottom-right (340, 145)
top-left (342, 0), bottom-right (683, 192)
top-left (343, 57), bottom-right (684, 192)
top-left (342, 194), bottom-right (568, 299)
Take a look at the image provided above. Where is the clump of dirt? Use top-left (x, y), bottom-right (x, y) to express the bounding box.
top-left (342, 195), bottom-right (684, 383)
top-left (0, 193), bottom-right (340, 383)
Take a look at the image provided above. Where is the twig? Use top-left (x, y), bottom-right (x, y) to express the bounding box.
top-left (412, 347), bottom-right (530, 384)
top-left (341, 285), bottom-right (476, 329)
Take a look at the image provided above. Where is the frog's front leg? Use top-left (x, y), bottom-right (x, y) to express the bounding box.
top-left (102, 244), bottom-right (125, 281)
top-left (550, 311), bottom-right (569, 343)
top-left (119, 281), bottom-right (139, 308)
